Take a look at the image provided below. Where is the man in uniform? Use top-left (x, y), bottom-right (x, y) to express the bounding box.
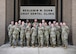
top-left (31, 23), bottom-right (37, 47)
top-left (48, 21), bottom-right (52, 46)
top-left (20, 21), bottom-right (26, 47)
top-left (44, 22), bottom-right (50, 47)
top-left (25, 23), bottom-right (31, 47)
top-left (38, 23), bottom-right (44, 47)
top-left (41, 19), bottom-right (45, 45)
top-left (18, 20), bottom-right (22, 44)
top-left (55, 22), bottom-right (61, 46)
top-left (61, 22), bottom-right (69, 48)
top-left (8, 21), bottom-right (14, 46)
top-left (50, 24), bottom-right (56, 47)
top-left (12, 22), bottom-right (20, 47)
top-left (33, 19), bottom-right (39, 45)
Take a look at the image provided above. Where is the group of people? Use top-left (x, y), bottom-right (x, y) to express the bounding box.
top-left (8, 19), bottom-right (69, 48)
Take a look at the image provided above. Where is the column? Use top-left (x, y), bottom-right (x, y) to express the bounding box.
top-left (0, 0), bottom-right (6, 45)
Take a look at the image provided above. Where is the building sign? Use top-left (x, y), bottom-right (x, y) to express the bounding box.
top-left (20, 6), bottom-right (56, 19)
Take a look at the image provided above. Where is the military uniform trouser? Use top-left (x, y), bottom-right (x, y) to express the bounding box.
top-left (50, 35), bottom-right (52, 45)
top-left (44, 35), bottom-right (49, 46)
top-left (62, 33), bottom-right (68, 46)
top-left (35, 36), bottom-right (38, 44)
top-left (9, 33), bottom-right (13, 45)
top-left (56, 32), bottom-right (60, 45)
top-left (32, 36), bottom-right (36, 45)
top-left (51, 35), bottom-right (56, 45)
top-left (12, 34), bottom-right (19, 46)
top-left (38, 35), bottom-right (43, 46)
top-left (26, 35), bottom-right (30, 46)
top-left (20, 34), bottom-right (25, 45)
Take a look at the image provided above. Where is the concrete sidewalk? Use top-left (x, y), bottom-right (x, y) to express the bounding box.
top-left (0, 44), bottom-right (76, 54)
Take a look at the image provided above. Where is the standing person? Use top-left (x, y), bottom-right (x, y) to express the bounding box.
top-left (33, 19), bottom-right (39, 45)
top-left (44, 22), bottom-right (50, 47)
top-left (8, 21), bottom-right (14, 46)
top-left (20, 21), bottom-right (26, 47)
top-left (31, 23), bottom-right (37, 47)
top-left (25, 23), bottom-right (31, 47)
top-left (38, 23), bottom-right (44, 47)
top-left (48, 21), bottom-right (52, 46)
top-left (41, 19), bottom-right (45, 45)
top-left (55, 22), bottom-right (61, 46)
top-left (12, 22), bottom-right (20, 47)
top-left (50, 24), bottom-right (56, 48)
top-left (18, 20), bottom-right (22, 44)
top-left (61, 22), bottom-right (69, 48)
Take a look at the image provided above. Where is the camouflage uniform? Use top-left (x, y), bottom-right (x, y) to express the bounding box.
top-left (33, 22), bottom-right (39, 45)
top-left (38, 26), bottom-right (44, 47)
top-left (20, 25), bottom-right (26, 46)
top-left (12, 25), bottom-right (20, 46)
top-left (44, 25), bottom-right (50, 46)
top-left (18, 23), bottom-right (21, 43)
top-left (55, 25), bottom-right (61, 46)
top-left (50, 26), bottom-right (56, 47)
top-left (31, 27), bottom-right (37, 46)
top-left (25, 26), bottom-right (31, 46)
top-left (61, 25), bottom-right (69, 47)
top-left (8, 24), bottom-right (14, 45)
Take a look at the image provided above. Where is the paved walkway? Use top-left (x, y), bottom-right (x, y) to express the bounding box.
top-left (0, 44), bottom-right (76, 54)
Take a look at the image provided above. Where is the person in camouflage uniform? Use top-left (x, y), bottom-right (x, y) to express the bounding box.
top-left (31, 23), bottom-right (37, 47)
top-left (44, 22), bottom-right (50, 47)
top-left (41, 19), bottom-right (45, 45)
top-left (33, 19), bottom-right (39, 45)
top-left (50, 24), bottom-right (56, 47)
top-left (25, 23), bottom-right (31, 47)
top-left (12, 22), bottom-right (20, 47)
top-left (18, 20), bottom-right (22, 44)
top-left (8, 21), bottom-right (14, 46)
top-left (55, 22), bottom-right (61, 46)
top-left (20, 21), bottom-right (26, 47)
top-left (38, 23), bottom-right (44, 47)
top-left (48, 21), bottom-right (52, 46)
top-left (61, 22), bottom-right (69, 48)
